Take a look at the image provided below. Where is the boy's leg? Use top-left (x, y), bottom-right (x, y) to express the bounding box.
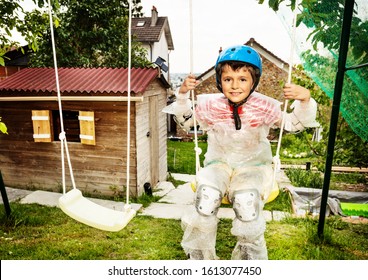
top-left (181, 206), bottom-right (219, 260)
top-left (181, 163), bottom-right (230, 260)
top-left (229, 165), bottom-right (273, 260)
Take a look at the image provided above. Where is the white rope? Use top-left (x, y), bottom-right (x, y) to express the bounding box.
top-left (47, 0), bottom-right (76, 194)
top-left (125, 0), bottom-right (132, 208)
top-left (273, 0), bottom-right (300, 183)
top-left (189, 0), bottom-right (202, 175)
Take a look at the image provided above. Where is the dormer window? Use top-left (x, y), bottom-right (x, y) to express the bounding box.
top-left (136, 21), bottom-right (145, 27)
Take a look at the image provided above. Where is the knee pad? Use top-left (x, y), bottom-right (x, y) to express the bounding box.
top-left (232, 189), bottom-right (261, 222)
top-left (195, 185), bottom-right (222, 216)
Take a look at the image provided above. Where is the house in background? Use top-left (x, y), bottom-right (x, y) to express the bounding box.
top-left (0, 45), bottom-right (32, 81)
top-left (0, 67), bottom-right (170, 197)
top-left (132, 6), bottom-right (174, 81)
top-left (174, 38), bottom-right (290, 139)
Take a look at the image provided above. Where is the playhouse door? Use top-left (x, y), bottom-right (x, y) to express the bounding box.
top-left (149, 95), bottom-right (159, 185)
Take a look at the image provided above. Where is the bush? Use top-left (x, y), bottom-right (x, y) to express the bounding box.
top-left (285, 168), bottom-right (324, 189)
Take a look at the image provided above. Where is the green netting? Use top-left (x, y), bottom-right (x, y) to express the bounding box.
top-left (276, 0), bottom-right (368, 142)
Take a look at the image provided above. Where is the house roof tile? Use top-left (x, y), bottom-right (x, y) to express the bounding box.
top-left (0, 67), bottom-right (161, 95)
top-left (132, 17), bottom-right (174, 50)
top-left (246, 38), bottom-right (289, 66)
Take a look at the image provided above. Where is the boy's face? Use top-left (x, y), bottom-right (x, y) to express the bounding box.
top-left (221, 64), bottom-right (254, 104)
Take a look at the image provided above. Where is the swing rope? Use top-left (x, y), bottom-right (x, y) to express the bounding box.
top-left (47, 0), bottom-right (76, 195)
top-left (47, 0), bottom-right (136, 231)
top-left (125, 0), bottom-right (133, 209)
top-left (272, 0), bottom-right (300, 184)
top-left (189, 0), bottom-right (202, 175)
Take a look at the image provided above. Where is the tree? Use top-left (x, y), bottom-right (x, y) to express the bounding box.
top-left (0, 0), bottom-right (53, 65)
top-left (29, 0), bottom-right (150, 68)
top-left (1, 0), bottom-right (30, 65)
top-left (258, 0), bottom-right (367, 64)
top-left (1, 0), bottom-right (149, 68)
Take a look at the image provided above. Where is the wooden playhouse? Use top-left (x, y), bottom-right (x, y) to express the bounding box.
top-left (0, 67), bottom-right (169, 197)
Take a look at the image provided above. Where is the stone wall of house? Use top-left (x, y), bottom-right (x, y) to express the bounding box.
top-left (257, 57), bottom-right (288, 102)
top-left (195, 75), bottom-right (218, 94)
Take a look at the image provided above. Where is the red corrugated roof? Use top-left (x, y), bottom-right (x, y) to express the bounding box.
top-left (0, 67), bottom-right (160, 95)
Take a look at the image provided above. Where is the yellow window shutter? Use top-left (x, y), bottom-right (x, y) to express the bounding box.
top-left (31, 110), bottom-right (52, 142)
top-left (79, 111), bottom-right (96, 145)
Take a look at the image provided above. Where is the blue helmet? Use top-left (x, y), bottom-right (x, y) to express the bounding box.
top-left (215, 45), bottom-right (262, 93)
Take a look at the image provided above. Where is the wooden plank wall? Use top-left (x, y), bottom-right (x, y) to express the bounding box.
top-left (0, 100), bottom-right (139, 197)
top-left (157, 84), bottom-right (168, 182)
top-left (135, 80), bottom-right (168, 195)
top-left (135, 95), bottom-right (151, 195)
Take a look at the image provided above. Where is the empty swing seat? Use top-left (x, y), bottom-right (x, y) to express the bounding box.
top-left (59, 189), bottom-right (136, 232)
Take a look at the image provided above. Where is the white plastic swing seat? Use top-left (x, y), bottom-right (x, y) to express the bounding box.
top-left (58, 188), bottom-right (136, 232)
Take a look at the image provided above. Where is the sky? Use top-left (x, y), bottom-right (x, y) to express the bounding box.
top-left (140, 0), bottom-right (295, 73)
top-left (17, 0), bottom-right (297, 73)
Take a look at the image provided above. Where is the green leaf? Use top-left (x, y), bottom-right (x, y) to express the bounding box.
top-left (0, 122), bottom-right (8, 134)
top-left (5, 27), bottom-right (12, 37)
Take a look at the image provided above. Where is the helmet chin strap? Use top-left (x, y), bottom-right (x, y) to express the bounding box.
top-left (227, 85), bottom-right (255, 130)
top-left (228, 96), bottom-right (248, 130)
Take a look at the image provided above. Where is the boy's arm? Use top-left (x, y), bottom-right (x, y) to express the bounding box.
top-left (172, 89), bottom-right (194, 132)
top-left (283, 98), bottom-right (319, 132)
top-left (281, 84), bottom-right (320, 132)
top-left (162, 75), bottom-right (198, 132)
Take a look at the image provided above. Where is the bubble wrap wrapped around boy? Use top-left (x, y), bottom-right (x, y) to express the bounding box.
top-left (163, 45), bottom-right (318, 260)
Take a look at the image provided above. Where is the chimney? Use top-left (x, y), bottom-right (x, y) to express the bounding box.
top-left (151, 6), bottom-right (158, 26)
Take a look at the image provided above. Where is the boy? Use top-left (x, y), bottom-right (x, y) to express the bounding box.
top-left (166, 45), bottom-right (318, 260)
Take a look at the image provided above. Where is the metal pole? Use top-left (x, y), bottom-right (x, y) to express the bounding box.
top-left (318, 0), bottom-right (355, 237)
top-left (345, 62), bottom-right (368, 71)
top-left (0, 171), bottom-right (11, 217)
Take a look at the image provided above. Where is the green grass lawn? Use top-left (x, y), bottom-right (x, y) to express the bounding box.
top-left (167, 139), bottom-right (316, 175)
top-left (0, 203), bottom-right (367, 260)
top-left (1, 140), bottom-right (367, 260)
top-left (167, 140), bottom-right (207, 174)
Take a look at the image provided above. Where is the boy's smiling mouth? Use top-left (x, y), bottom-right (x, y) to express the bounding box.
top-left (230, 92), bottom-right (242, 96)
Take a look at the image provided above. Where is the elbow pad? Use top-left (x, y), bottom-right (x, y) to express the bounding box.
top-left (162, 89), bottom-right (191, 115)
top-left (284, 98), bottom-right (320, 132)
top-left (174, 89), bottom-right (194, 131)
top-left (174, 109), bottom-right (194, 131)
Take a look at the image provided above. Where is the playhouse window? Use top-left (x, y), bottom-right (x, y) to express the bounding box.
top-left (31, 110), bottom-right (96, 145)
top-left (52, 110), bottom-right (80, 142)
